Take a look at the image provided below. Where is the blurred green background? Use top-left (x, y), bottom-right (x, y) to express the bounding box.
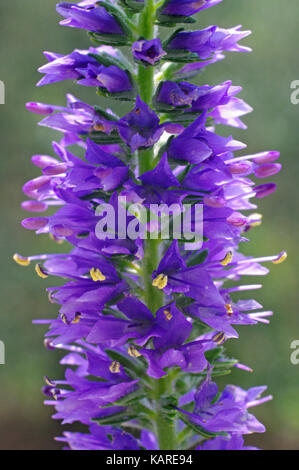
top-left (0, 0), bottom-right (298, 449)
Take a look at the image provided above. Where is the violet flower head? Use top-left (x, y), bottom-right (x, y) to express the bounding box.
top-left (16, 0), bottom-right (285, 452)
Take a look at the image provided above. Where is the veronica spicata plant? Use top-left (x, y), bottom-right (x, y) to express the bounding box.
top-left (15, 0), bottom-right (286, 450)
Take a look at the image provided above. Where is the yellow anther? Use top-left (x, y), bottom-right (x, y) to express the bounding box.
top-left (128, 345), bottom-right (142, 358)
top-left (48, 292), bottom-right (55, 304)
top-left (213, 332), bottom-right (226, 345)
top-left (194, 1), bottom-right (206, 9)
top-left (44, 338), bottom-right (54, 350)
top-left (163, 309), bottom-right (173, 321)
top-left (248, 213), bottom-right (263, 227)
top-left (72, 313), bottom-right (82, 324)
top-left (220, 251), bottom-right (233, 266)
top-left (49, 233), bottom-right (64, 244)
top-left (225, 304), bottom-right (233, 316)
top-left (35, 263), bottom-right (48, 279)
top-left (50, 389), bottom-right (58, 401)
top-left (61, 313), bottom-right (69, 325)
top-left (152, 273), bottom-right (168, 290)
top-left (93, 124), bottom-right (105, 132)
top-left (44, 376), bottom-right (55, 387)
top-left (109, 361), bottom-right (121, 374)
top-left (13, 254), bottom-right (30, 267)
top-left (90, 267), bottom-right (106, 282)
top-left (272, 251), bottom-right (287, 265)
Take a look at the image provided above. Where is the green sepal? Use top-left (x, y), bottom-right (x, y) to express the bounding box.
top-left (176, 164), bottom-right (191, 183)
top-left (156, 17), bottom-right (196, 27)
top-left (205, 347), bottom-right (224, 363)
top-left (179, 414), bottom-right (227, 439)
top-left (96, 82), bottom-right (137, 102)
top-left (95, 1), bottom-right (134, 40)
top-left (156, 2), bottom-right (196, 25)
top-left (112, 389), bottom-right (147, 406)
top-left (89, 31), bottom-right (130, 47)
top-left (92, 410), bottom-right (136, 426)
top-left (163, 51), bottom-right (201, 63)
top-left (102, 306), bottom-right (128, 320)
top-left (88, 130), bottom-right (122, 145)
top-left (159, 395), bottom-right (178, 421)
top-left (81, 189), bottom-right (110, 201)
top-left (94, 105), bottom-right (118, 121)
top-left (120, 0), bottom-right (144, 12)
top-left (162, 28), bottom-right (201, 63)
top-left (209, 369), bottom-right (232, 378)
top-left (187, 250), bottom-right (209, 267)
top-left (153, 82), bottom-right (191, 114)
top-left (174, 295), bottom-right (195, 310)
top-left (156, 15), bottom-right (196, 27)
top-left (154, 103), bottom-right (190, 114)
top-left (89, 51), bottom-right (135, 74)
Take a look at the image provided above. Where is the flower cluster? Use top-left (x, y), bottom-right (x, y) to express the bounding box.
top-left (16, 0), bottom-right (285, 450)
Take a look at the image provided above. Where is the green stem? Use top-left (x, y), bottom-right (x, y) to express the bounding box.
top-left (137, 0), bottom-right (155, 106)
top-left (142, 238), bottom-right (164, 313)
top-left (136, 1), bottom-right (177, 451)
top-left (154, 376), bottom-right (177, 450)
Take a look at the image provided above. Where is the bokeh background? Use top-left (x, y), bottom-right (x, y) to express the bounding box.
top-left (0, 0), bottom-right (298, 449)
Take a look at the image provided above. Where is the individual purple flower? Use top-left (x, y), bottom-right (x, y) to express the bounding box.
top-left (21, 140), bottom-right (129, 220)
top-left (160, 0), bottom-right (223, 18)
top-left (168, 113), bottom-right (246, 164)
top-left (198, 434), bottom-right (258, 451)
top-left (186, 298), bottom-right (271, 339)
top-left (175, 51), bottom-right (225, 79)
top-left (38, 94), bottom-right (117, 134)
top-left (46, 352), bottom-right (139, 424)
top-left (132, 38), bottom-right (166, 65)
top-left (57, 424), bottom-right (141, 450)
top-left (87, 295), bottom-right (159, 346)
top-left (166, 26), bottom-right (251, 58)
top-left (38, 48), bottom-right (132, 93)
top-left (156, 80), bottom-right (252, 128)
top-left (152, 240), bottom-right (224, 307)
top-left (118, 96), bottom-right (164, 151)
top-left (135, 153), bottom-right (185, 206)
top-left (56, 2), bottom-right (126, 36)
top-left (177, 374), bottom-right (272, 434)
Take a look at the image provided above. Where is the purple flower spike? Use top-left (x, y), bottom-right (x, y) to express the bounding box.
top-left (17, 0), bottom-right (284, 452)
